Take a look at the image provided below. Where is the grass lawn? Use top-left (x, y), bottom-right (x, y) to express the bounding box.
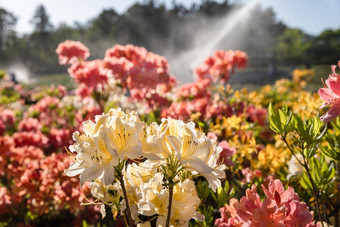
top-left (29, 73), bottom-right (75, 90)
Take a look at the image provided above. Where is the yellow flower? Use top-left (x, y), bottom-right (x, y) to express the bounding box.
top-left (257, 144), bottom-right (290, 173)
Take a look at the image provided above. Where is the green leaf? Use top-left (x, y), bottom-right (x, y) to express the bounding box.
top-left (196, 180), bottom-right (210, 200)
top-left (305, 146), bottom-right (318, 159)
top-left (315, 124), bottom-right (327, 141)
top-left (216, 186), bottom-right (227, 207)
top-left (321, 145), bottom-right (339, 161)
top-left (300, 172), bottom-right (312, 190)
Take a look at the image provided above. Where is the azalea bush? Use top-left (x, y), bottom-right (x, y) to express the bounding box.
top-left (0, 40), bottom-right (339, 226)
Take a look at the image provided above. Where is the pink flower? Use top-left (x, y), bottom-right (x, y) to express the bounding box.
top-left (0, 121), bottom-right (5, 136)
top-left (76, 83), bottom-right (94, 98)
top-left (103, 56), bottom-right (133, 86)
top-left (47, 128), bottom-right (73, 149)
top-left (318, 61), bottom-right (340, 122)
top-left (215, 179), bottom-right (318, 227)
top-left (161, 101), bottom-right (193, 120)
top-left (12, 131), bottom-right (48, 149)
top-left (206, 95), bottom-right (231, 120)
top-left (56, 40), bottom-right (90, 65)
top-left (195, 50), bottom-right (247, 84)
top-left (0, 109), bottom-right (16, 125)
top-left (246, 106), bottom-right (267, 126)
top-left (218, 141), bottom-right (235, 166)
top-left (0, 187), bottom-right (11, 214)
top-left (57, 85), bottom-right (67, 97)
top-left (241, 167), bottom-right (262, 183)
top-left (207, 132), bottom-right (218, 142)
top-left (18, 118), bottom-right (42, 132)
top-left (261, 179), bottom-right (299, 206)
top-left (104, 44), bottom-right (175, 93)
top-left (68, 60), bottom-right (108, 91)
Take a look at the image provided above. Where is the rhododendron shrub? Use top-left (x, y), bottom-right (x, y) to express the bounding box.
top-left (56, 40), bottom-right (90, 65)
top-left (162, 50), bottom-right (248, 121)
top-left (195, 50), bottom-right (247, 83)
top-left (0, 84), bottom-right (102, 225)
top-left (0, 108), bottom-right (16, 135)
top-left (56, 41), bottom-right (177, 113)
top-left (215, 179), bottom-right (318, 227)
top-left (0, 137), bottom-right (98, 224)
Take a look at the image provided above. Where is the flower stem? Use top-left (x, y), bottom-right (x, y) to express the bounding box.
top-left (119, 177), bottom-right (133, 227)
top-left (335, 161), bottom-right (340, 227)
top-left (281, 136), bottom-right (325, 227)
top-left (114, 159), bottom-right (133, 227)
top-left (166, 184), bottom-right (174, 227)
top-left (303, 157), bottom-right (325, 227)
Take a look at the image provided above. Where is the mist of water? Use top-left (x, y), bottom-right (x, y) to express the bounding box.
top-left (6, 62), bottom-right (33, 83)
top-left (167, 0), bottom-right (260, 83)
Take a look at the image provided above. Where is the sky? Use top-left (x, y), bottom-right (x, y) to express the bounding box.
top-left (0, 0), bottom-right (339, 35)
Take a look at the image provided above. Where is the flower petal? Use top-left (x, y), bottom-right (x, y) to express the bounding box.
top-left (320, 105), bottom-right (340, 122)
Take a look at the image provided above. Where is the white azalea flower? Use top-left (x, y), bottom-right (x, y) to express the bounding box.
top-left (140, 177), bottom-right (203, 227)
top-left (138, 173), bottom-right (169, 217)
top-left (65, 108), bottom-right (143, 185)
top-left (140, 117), bottom-right (225, 191)
top-left (140, 120), bottom-right (171, 161)
top-left (102, 108), bottom-right (142, 160)
top-left (91, 175), bottom-right (115, 203)
top-left (114, 162), bottom-right (158, 223)
top-left (166, 119), bottom-right (226, 192)
top-left (90, 174), bottom-right (116, 218)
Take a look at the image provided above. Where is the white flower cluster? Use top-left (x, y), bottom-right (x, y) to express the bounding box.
top-left (66, 108), bottom-right (226, 226)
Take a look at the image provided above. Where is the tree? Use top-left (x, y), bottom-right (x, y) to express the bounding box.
top-left (307, 29), bottom-right (340, 64)
top-left (0, 8), bottom-right (17, 59)
top-left (89, 9), bottom-right (119, 37)
top-left (275, 28), bottom-right (311, 65)
top-left (30, 5), bottom-right (53, 33)
top-left (27, 5), bottom-right (56, 73)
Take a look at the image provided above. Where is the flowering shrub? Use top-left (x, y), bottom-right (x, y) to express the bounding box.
top-left (215, 179), bottom-right (317, 226)
top-left (1, 40), bottom-right (339, 226)
top-left (65, 108), bottom-right (226, 225)
top-left (56, 40), bottom-right (90, 65)
top-left (162, 50), bottom-right (247, 121)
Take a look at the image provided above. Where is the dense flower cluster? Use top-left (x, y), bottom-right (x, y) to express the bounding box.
top-left (163, 50), bottom-right (247, 120)
top-left (195, 50), bottom-right (247, 83)
top-left (2, 41), bottom-right (335, 225)
top-left (0, 83), bottom-right (102, 225)
top-left (56, 40), bottom-right (90, 65)
top-left (0, 108), bottom-right (15, 135)
top-left (0, 136), bottom-right (97, 224)
top-left (56, 41), bottom-right (176, 112)
top-left (215, 179), bottom-right (318, 226)
top-left (66, 108), bottom-right (227, 225)
top-left (292, 68), bottom-right (315, 87)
